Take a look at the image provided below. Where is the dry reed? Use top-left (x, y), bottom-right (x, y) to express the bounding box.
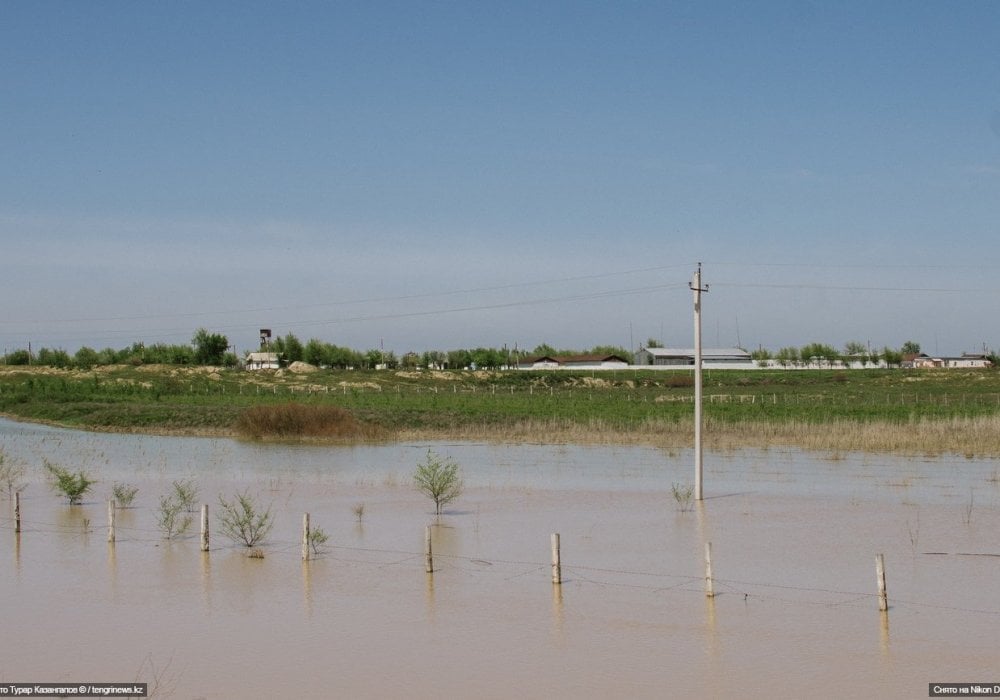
top-left (397, 414), bottom-right (1000, 456)
top-left (235, 403), bottom-right (385, 441)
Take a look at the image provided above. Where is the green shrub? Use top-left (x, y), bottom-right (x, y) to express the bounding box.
top-left (44, 460), bottom-right (95, 505)
top-left (172, 478), bottom-right (199, 512)
top-left (413, 449), bottom-right (463, 515)
top-left (156, 494), bottom-right (192, 539)
top-left (0, 448), bottom-right (27, 497)
top-left (308, 526), bottom-right (330, 556)
top-left (112, 482), bottom-right (139, 508)
top-left (217, 491), bottom-right (273, 547)
top-left (671, 482), bottom-right (694, 513)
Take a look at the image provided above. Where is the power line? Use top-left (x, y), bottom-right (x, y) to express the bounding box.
top-left (0, 263), bottom-right (695, 327)
top-left (1, 282), bottom-right (690, 346)
top-left (712, 283), bottom-right (971, 293)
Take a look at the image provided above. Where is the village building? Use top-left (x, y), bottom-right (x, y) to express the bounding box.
top-left (633, 347), bottom-right (753, 368)
top-left (244, 352), bottom-right (280, 370)
top-left (905, 353), bottom-right (993, 369)
top-left (517, 354), bottom-right (631, 370)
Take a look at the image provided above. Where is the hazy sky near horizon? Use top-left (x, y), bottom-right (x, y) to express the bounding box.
top-left (3, 2), bottom-right (1000, 357)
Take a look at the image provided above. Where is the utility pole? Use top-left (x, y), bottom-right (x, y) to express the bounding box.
top-left (689, 263), bottom-right (709, 500)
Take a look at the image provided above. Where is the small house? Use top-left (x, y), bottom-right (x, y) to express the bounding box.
top-left (245, 352), bottom-right (280, 370)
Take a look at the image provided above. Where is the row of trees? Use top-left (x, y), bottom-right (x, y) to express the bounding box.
top-left (1, 328), bottom-right (634, 372)
top-left (746, 341), bottom-right (930, 368)
top-left (745, 341), bottom-right (1000, 368)
top-left (2, 330), bottom-right (238, 370)
top-left (269, 334), bottom-right (632, 371)
top-left (3, 332), bottom-right (992, 371)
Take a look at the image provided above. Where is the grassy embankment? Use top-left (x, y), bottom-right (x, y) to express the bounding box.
top-left (3, 364), bottom-right (1000, 455)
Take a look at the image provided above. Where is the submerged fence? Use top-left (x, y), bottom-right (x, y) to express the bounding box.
top-left (5, 495), bottom-right (1000, 622)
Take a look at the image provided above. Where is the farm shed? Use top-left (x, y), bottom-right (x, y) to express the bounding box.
top-left (517, 354), bottom-right (630, 370)
top-left (633, 347), bottom-right (753, 368)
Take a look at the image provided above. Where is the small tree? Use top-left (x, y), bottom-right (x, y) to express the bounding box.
top-left (172, 479), bottom-right (199, 512)
top-left (800, 342), bottom-right (839, 368)
top-left (413, 449), bottom-right (463, 515)
top-left (112, 482), bottom-right (139, 508)
top-left (192, 328), bottom-right (229, 366)
top-left (308, 526), bottom-right (330, 556)
top-left (750, 347), bottom-right (772, 367)
top-left (217, 491), bottom-right (274, 547)
top-left (0, 448), bottom-right (27, 497)
top-left (775, 346), bottom-right (800, 368)
top-left (882, 346), bottom-right (903, 367)
top-left (44, 460), bottom-right (95, 505)
top-left (156, 494), bottom-right (192, 539)
top-left (671, 482), bottom-right (695, 513)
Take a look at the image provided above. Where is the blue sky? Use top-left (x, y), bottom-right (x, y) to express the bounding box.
top-left (3, 2), bottom-right (999, 358)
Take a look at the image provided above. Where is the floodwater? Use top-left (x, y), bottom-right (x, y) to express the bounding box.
top-left (1, 417), bottom-right (998, 699)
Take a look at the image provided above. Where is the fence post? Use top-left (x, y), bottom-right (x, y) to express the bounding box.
top-left (425, 525), bottom-right (433, 573)
top-left (875, 553), bottom-right (888, 612)
top-left (302, 513), bottom-right (311, 561)
top-left (704, 541), bottom-right (715, 597)
top-left (200, 504), bottom-right (210, 552)
top-left (15, 490), bottom-right (21, 534)
top-left (107, 499), bottom-right (116, 543)
top-left (551, 533), bottom-right (562, 585)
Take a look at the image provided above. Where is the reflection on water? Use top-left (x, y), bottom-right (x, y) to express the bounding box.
top-left (3, 418), bottom-right (1000, 504)
top-left (1, 417), bottom-right (999, 698)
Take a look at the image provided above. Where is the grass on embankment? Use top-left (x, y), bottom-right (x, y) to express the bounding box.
top-left (4, 364), bottom-right (1000, 454)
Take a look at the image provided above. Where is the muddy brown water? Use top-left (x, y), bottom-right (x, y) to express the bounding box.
top-left (1, 418), bottom-right (999, 699)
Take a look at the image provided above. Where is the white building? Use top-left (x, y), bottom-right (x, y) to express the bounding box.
top-left (633, 347), bottom-right (754, 368)
top-left (244, 352), bottom-right (280, 370)
top-left (517, 354), bottom-right (631, 370)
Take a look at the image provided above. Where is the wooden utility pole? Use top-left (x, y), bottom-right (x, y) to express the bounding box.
top-left (107, 499), bottom-right (116, 543)
top-left (875, 553), bottom-right (888, 612)
top-left (690, 263), bottom-right (709, 500)
top-left (551, 533), bottom-right (562, 585)
top-left (425, 525), bottom-right (434, 573)
top-left (200, 504), bottom-right (210, 552)
top-left (302, 513), bottom-right (311, 561)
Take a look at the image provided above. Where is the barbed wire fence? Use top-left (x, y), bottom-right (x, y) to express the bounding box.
top-left (4, 503), bottom-right (999, 620)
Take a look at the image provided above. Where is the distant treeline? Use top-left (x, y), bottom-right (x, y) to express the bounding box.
top-left (4, 332), bottom-right (994, 372)
top-left (0, 329), bottom-right (631, 371)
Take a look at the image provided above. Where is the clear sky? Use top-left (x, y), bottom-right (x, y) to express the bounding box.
top-left (3, 2), bottom-right (999, 358)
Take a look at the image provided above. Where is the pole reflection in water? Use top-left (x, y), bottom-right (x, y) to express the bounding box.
top-left (551, 579), bottom-right (564, 641)
top-left (879, 609), bottom-right (890, 660)
top-left (302, 560), bottom-right (313, 618)
top-left (425, 571), bottom-right (435, 624)
top-left (107, 540), bottom-right (118, 599)
top-left (200, 550), bottom-right (212, 611)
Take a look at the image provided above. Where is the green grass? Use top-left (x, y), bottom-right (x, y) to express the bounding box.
top-left (3, 364), bottom-right (1000, 449)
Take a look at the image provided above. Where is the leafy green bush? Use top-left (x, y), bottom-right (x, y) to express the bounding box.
top-left (218, 491), bottom-right (273, 547)
top-left (671, 482), bottom-right (694, 513)
top-left (112, 482), bottom-right (139, 508)
top-left (172, 478), bottom-right (199, 512)
top-left (413, 449), bottom-right (463, 515)
top-left (44, 460), bottom-right (95, 505)
top-left (156, 494), bottom-right (192, 539)
top-left (0, 448), bottom-right (27, 497)
top-left (308, 526), bottom-right (330, 556)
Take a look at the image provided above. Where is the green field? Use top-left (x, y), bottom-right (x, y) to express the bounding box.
top-left (3, 364), bottom-right (1000, 454)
